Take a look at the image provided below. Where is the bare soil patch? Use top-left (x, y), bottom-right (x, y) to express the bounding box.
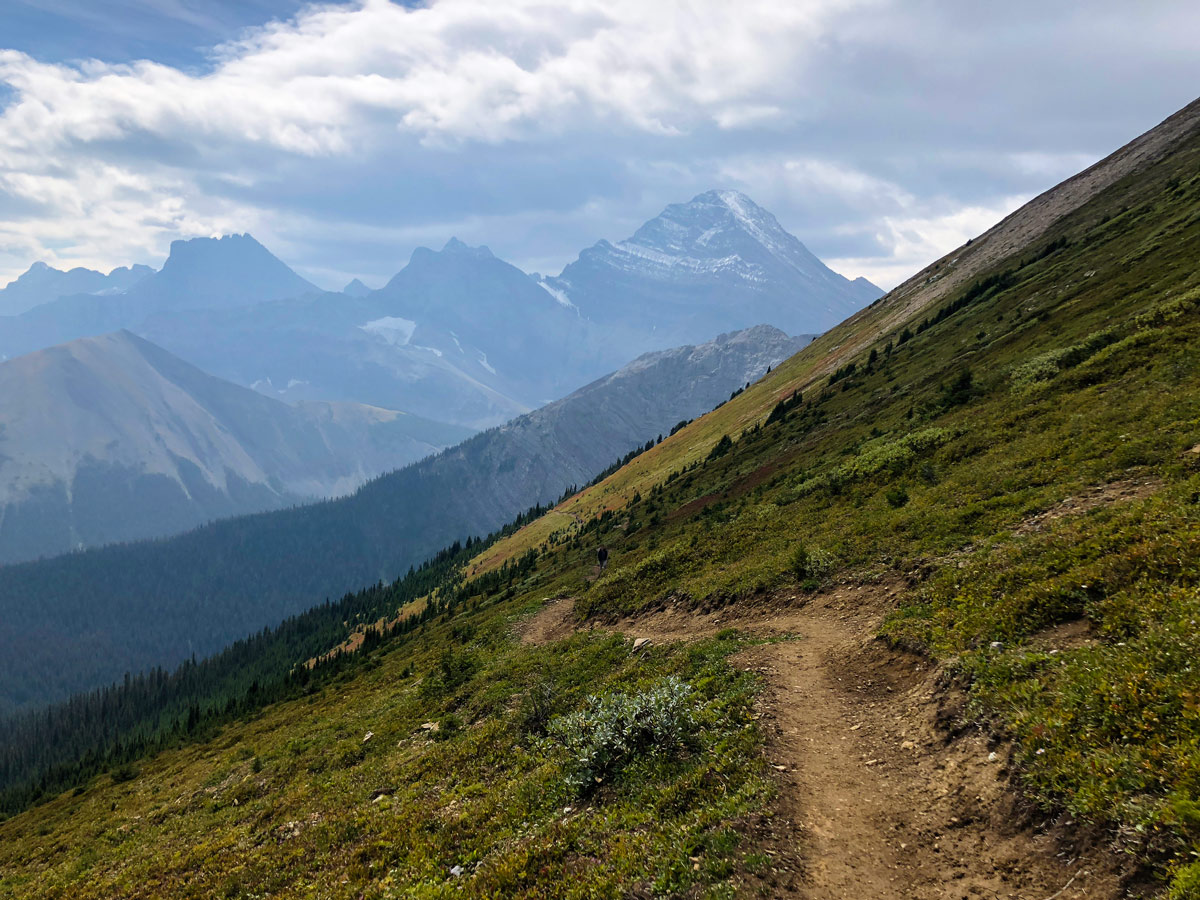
top-left (1016, 477), bottom-right (1162, 536)
top-left (518, 583), bottom-right (1128, 898)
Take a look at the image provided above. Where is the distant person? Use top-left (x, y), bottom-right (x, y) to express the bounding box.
top-left (597, 546), bottom-right (609, 572)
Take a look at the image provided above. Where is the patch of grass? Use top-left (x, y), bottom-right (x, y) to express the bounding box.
top-left (0, 617), bottom-right (770, 899)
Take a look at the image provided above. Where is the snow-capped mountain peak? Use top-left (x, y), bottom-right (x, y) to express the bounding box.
top-left (547, 188), bottom-right (882, 340)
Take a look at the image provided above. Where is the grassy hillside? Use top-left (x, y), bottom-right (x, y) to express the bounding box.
top-left (3, 100), bottom-right (1200, 897)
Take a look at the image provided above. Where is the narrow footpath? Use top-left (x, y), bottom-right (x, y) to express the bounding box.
top-left (520, 585), bottom-right (1124, 899)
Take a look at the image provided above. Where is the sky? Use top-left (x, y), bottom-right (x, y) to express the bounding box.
top-left (0, 1), bottom-right (1197, 292)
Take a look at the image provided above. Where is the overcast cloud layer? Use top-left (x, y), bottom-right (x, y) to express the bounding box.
top-left (0, 0), bottom-right (1197, 291)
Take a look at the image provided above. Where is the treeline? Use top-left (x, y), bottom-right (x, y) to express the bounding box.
top-left (0, 506), bottom-right (556, 818)
top-left (0, 410), bottom-right (649, 715)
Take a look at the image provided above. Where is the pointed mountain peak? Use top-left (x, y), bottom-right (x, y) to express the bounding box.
top-left (343, 277), bottom-right (372, 297)
top-left (10, 260), bottom-right (67, 286)
top-left (618, 188), bottom-right (801, 265)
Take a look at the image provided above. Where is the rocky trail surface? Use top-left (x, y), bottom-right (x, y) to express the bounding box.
top-left (519, 586), bottom-right (1126, 899)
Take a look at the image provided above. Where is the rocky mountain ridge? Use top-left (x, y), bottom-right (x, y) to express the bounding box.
top-left (0, 330), bottom-right (471, 565)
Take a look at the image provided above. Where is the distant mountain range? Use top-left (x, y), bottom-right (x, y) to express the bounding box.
top-left (0, 191), bottom-right (875, 564)
top-left (0, 324), bottom-right (808, 714)
top-left (0, 192), bottom-right (879, 429)
top-left (0, 331), bottom-right (472, 565)
top-left (0, 261), bottom-right (154, 317)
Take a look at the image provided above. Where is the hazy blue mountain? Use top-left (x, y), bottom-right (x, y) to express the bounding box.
top-left (125, 233), bottom-right (318, 311)
top-left (0, 194), bottom-right (856, 429)
top-left (342, 278), bottom-right (372, 297)
top-left (0, 261), bottom-right (153, 317)
top-left (0, 324), bottom-right (808, 713)
top-left (0, 235), bottom-right (317, 360)
top-left (136, 238), bottom-right (600, 428)
top-left (544, 189), bottom-right (882, 348)
top-left (0, 330), bottom-right (472, 565)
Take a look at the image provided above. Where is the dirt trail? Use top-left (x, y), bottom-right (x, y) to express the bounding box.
top-left (519, 587), bottom-right (1123, 899)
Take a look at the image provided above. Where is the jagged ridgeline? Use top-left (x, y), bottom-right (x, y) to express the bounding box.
top-left (2, 98), bottom-right (1200, 899)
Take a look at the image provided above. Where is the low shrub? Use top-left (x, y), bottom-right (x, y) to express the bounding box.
top-left (548, 676), bottom-right (696, 794)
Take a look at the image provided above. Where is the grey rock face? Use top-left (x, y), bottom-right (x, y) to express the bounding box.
top-left (0, 331), bottom-right (471, 564)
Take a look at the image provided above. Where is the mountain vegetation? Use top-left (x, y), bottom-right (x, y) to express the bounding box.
top-left (0, 325), bottom-right (803, 714)
top-left (2, 98), bottom-right (1198, 898)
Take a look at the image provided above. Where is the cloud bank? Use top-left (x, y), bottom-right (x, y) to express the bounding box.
top-left (0, 0), bottom-right (1197, 290)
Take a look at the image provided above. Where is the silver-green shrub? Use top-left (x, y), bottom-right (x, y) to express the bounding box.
top-left (548, 675), bottom-right (696, 793)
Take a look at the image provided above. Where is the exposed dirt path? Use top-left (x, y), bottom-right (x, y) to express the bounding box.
top-left (518, 587), bottom-right (1125, 899)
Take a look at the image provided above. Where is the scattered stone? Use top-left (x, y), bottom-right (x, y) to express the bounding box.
top-left (363, 731), bottom-right (374, 742)
top-left (450, 865), bottom-right (464, 877)
top-left (990, 641), bottom-right (1004, 649)
top-left (420, 722), bottom-right (439, 732)
top-left (988, 751), bottom-right (1000, 763)
top-left (901, 740), bottom-right (916, 751)
top-left (369, 787), bottom-right (395, 801)
top-left (632, 637), bottom-right (652, 651)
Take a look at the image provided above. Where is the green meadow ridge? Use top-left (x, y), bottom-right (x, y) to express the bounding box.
top-left (3, 97), bottom-right (1200, 897)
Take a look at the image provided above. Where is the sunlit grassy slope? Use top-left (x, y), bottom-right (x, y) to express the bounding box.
top-left (3, 100), bottom-right (1200, 898)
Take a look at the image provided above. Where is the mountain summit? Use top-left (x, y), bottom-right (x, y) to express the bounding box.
top-left (129, 233), bottom-right (318, 310)
top-left (544, 190), bottom-right (881, 345)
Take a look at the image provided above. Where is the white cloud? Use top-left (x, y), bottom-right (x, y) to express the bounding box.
top-left (0, 0), bottom-right (876, 282)
top-left (826, 196), bottom-right (1029, 290)
top-left (0, 0), bottom-right (863, 154)
top-left (0, 0), bottom-right (1196, 291)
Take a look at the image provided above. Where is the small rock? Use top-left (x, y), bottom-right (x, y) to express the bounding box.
top-left (989, 641), bottom-right (1004, 649)
top-left (563, 806), bottom-right (573, 814)
top-left (450, 865), bottom-right (464, 877)
top-left (363, 731), bottom-right (374, 742)
top-left (420, 722), bottom-right (439, 732)
top-left (772, 764), bottom-right (788, 771)
top-left (987, 751), bottom-right (1000, 763)
top-left (632, 637), bottom-right (652, 651)
top-left (900, 740), bottom-right (916, 751)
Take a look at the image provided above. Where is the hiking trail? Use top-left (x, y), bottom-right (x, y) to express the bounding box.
top-left (518, 585), bottom-right (1124, 899)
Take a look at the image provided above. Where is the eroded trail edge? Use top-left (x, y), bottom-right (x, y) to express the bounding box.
top-left (519, 587), bottom-right (1124, 899)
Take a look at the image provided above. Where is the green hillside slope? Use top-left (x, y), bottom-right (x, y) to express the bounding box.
top-left (3, 98), bottom-right (1200, 898)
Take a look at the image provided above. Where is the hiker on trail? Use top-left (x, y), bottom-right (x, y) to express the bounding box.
top-left (597, 546), bottom-right (609, 572)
